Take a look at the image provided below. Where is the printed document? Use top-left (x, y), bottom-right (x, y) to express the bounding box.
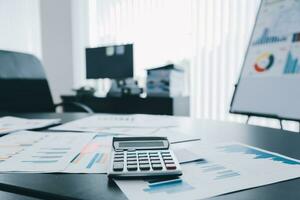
top-left (0, 131), bottom-right (96, 172)
top-left (0, 116), bottom-right (60, 135)
top-left (51, 114), bottom-right (179, 132)
top-left (116, 142), bottom-right (300, 200)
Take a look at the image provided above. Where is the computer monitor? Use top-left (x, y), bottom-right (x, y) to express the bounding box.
top-left (86, 44), bottom-right (134, 79)
top-left (230, 0), bottom-right (300, 120)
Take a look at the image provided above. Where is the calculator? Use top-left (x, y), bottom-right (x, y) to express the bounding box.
top-left (107, 136), bottom-right (182, 179)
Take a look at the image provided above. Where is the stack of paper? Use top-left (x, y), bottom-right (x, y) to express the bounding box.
top-left (0, 116), bottom-right (60, 135)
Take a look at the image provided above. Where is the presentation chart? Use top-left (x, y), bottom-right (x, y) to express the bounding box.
top-left (217, 144), bottom-right (300, 165)
top-left (64, 135), bottom-right (111, 173)
top-left (253, 52), bottom-right (275, 72)
top-left (253, 28), bottom-right (287, 45)
top-left (0, 131), bottom-right (47, 163)
top-left (116, 142), bottom-right (300, 200)
top-left (0, 132), bottom-right (95, 172)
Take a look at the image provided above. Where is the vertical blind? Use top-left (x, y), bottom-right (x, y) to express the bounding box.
top-left (88, 0), bottom-right (299, 132)
top-left (0, 0), bottom-right (41, 58)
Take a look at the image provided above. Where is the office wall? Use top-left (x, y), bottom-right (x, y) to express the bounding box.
top-left (0, 0), bottom-right (41, 58)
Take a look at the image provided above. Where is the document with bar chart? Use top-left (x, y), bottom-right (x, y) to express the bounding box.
top-left (116, 142), bottom-right (300, 200)
top-left (231, 0), bottom-right (300, 119)
top-left (64, 135), bottom-right (112, 173)
top-left (0, 132), bottom-right (96, 172)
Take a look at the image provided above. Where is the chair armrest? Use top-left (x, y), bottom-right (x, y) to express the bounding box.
top-left (55, 102), bottom-right (94, 114)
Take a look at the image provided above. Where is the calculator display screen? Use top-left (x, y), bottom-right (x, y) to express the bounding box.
top-left (119, 141), bottom-right (164, 148)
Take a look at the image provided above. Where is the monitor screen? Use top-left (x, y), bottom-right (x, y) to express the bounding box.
top-left (86, 44), bottom-right (134, 79)
top-left (230, 0), bottom-right (300, 120)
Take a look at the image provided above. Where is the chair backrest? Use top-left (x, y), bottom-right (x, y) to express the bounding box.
top-left (0, 50), bottom-right (55, 112)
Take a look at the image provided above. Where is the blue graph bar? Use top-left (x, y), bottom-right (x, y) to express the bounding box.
top-left (283, 52), bottom-right (300, 74)
top-left (143, 180), bottom-right (194, 194)
top-left (86, 153), bottom-right (100, 169)
top-left (215, 172), bottom-right (240, 180)
top-left (218, 144), bottom-right (300, 165)
top-left (253, 28), bottom-right (286, 45)
top-left (32, 156), bottom-right (63, 159)
top-left (96, 153), bottom-right (104, 163)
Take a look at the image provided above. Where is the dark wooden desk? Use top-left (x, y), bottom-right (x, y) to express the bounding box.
top-left (0, 113), bottom-right (300, 200)
top-left (61, 95), bottom-right (190, 116)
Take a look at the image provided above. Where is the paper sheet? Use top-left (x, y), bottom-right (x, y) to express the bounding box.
top-left (50, 114), bottom-right (179, 132)
top-left (64, 135), bottom-right (112, 173)
top-left (115, 142), bottom-right (300, 200)
top-left (0, 131), bottom-right (96, 172)
top-left (0, 116), bottom-right (60, 135)
top-left (0, 131), bottom-right (47, 163)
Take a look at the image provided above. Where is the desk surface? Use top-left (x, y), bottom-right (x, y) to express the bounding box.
top-left (0, 113), bottom-right (300, 200)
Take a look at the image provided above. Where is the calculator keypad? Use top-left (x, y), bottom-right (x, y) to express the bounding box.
top-left (112, 150), bottom-right (178, 173)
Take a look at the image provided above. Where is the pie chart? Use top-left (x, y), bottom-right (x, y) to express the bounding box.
top-left (254, 52), bottom-right (274, 72)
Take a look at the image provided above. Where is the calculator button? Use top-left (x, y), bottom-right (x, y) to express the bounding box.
top-left (163, 157), bottom-right (173, 161)
top-left (127, 165), bottom-right (138, 171)
top-left (114, 159), bottom-right (124, 162)
top-left (152, 164), bottom-right (163, 170)
top-left (114, 155), bottom-right (124, 159)
top-left (113, 163), bottom-right (124, 171)
top-left (165, 164), bottom-right (177, 170)
top-left (151, 160), bottom-right (161, 164)
top-left (138, 155), bottom-right (148, 158)
top-left (127, 155), bottom-right (137, 159)
top-left (139, 160), bottom-right (150, 165)
top-left (114, 153), bottom-right (124, 156)
top-left (149, 152), bottom-right (158, 155)
top-left (127, 158), bottom-right (137, 162)
top-left (127, 152), bottom-right (136, 156)
top-left (150, 155), bottom-right (159, 158)
top-left (127, 161), bottom-right (137, 165)
top-left (164, 160), bottom-right (175, 164)
top-left (150, 158), bottom-right (160, 161)
top-left (161, 151), bottom-right (170, 155)
top-left (138, 158), bottom-right (148, 161)
top-left (138, 153), bottom-right (147, 156)
top-left (139, 164), bottom-right (150, 170)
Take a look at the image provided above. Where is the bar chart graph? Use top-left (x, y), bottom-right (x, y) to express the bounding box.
top-left (283, 51), bottom-right (300, 74)
top-left (194, 160), bottom-right (240, 181)
top-left (64, 136), bottom-right (111, 173)
top-left (253, 28), bottom-right (286, 45)
top-left (217, 144), bottom-right (300, 165)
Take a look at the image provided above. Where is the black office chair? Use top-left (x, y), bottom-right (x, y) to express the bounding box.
top-left (0, 50), bottom-right (93, 113)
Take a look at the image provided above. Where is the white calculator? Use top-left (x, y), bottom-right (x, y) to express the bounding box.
top-left (107, 137), bottom-right (182, 179)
